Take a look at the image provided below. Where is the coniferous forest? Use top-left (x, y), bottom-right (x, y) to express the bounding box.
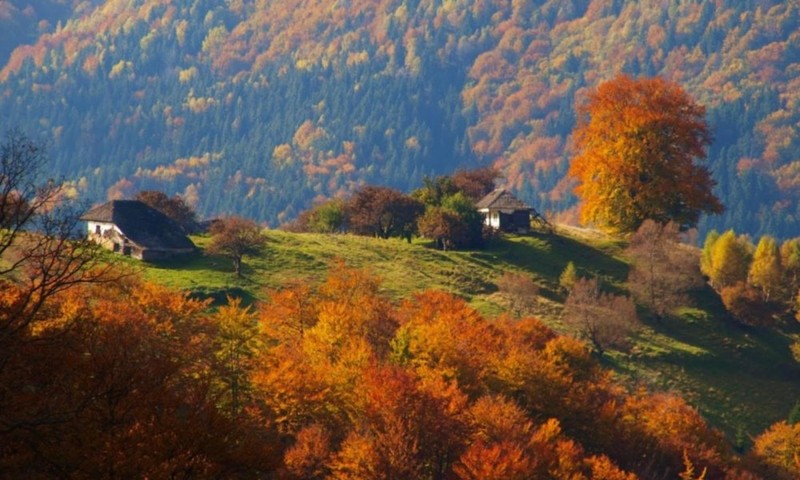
top-left (1, 0), bottom-right (799, 237)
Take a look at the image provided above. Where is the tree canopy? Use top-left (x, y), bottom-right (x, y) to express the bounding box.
top-left (206, 216), bottom-right (266, 277)
top-left (569, 75), bottom-right (723, 233)
top-left (135, 190), bottom-right (198, 234)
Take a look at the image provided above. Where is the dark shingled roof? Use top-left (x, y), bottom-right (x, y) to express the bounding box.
top-left (81, 200), bottom-right (195, 251)
top-left (475, 189), bottom-right (532, 211)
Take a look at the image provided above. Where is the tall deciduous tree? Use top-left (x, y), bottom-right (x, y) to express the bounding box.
top-left (568, 75), bottom-right (722, 233)
top-left (780, 238), bottom-right (800, 297)
top-left (346, 186), bottom-right (423, 241)
top-left (206, 216), bottom-right (266, 277)
top-left (211, 296), bottom-right (261, 418)
top-left (0, 129), bottom-right (57, 260)
top-left (749, 235), bottom-right (783, 301)
top-left (752, 421), bottom-right (800, 480)
top-left (705, 230), bottom-right (753, 289)
top-left (0, 130), bottom-right (117, 366)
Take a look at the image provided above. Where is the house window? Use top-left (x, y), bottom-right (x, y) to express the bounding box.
top-left (95, 225), bottom-right (101, 235)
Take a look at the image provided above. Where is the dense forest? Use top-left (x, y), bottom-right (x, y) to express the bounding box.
top-left (4, 260), bottom-right (800, 478)
top-left (1, 0), bottom-right (799, 237)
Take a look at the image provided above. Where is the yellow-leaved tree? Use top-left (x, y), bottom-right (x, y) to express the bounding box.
top-left (748, 235), bottom-right (783, 301)
top-left (568, 75), bottom-right (723, 233)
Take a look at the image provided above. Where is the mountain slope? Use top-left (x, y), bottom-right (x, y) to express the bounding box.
top-left (137, 228), bottom-right (800, 445)
top-left (1, 0), bottom-right (798, 237)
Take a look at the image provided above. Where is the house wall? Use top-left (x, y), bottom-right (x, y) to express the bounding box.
top-left (87, 221), bottom-right (122, 250)
top-left (480, 209), bottom-right (501, 229)
top-left (86, 221), bottom-right (143, 258)
top-left (87, 221), bottom-right (122, 238)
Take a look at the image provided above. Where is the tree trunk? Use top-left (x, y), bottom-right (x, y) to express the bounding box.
top-left (233, 256), bottom-right (242, 277)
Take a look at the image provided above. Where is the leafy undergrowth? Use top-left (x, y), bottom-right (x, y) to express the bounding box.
top-left (138, 226), bottom-right (800, 444)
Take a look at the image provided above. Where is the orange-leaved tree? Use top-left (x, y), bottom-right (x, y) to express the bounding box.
top-left (568, 75), bottom-right (722, 233)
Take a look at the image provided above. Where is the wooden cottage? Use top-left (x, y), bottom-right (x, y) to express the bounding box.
top-left (476, 189), bottom-right (534, 233)
top-left (81, 200), bottom-right (196, 261)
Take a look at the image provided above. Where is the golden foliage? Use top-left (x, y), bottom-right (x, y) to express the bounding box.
top-left (569, 75), bottom-right (721, 232)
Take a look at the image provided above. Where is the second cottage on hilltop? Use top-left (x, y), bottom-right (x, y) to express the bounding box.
top-left (476, 189), bottom-right (535, 233)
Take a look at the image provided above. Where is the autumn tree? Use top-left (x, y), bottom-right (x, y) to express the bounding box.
top-left (496, 271), bottom-right (539, 317)
top-left (568, 75), bottom-right (722, 233)
top-left (412, 174), bottom-right (459, 207)
top-left (346, 185), bottom-right (424, 241)
top-left (703, 230), bottom-right (753, 289)
top-left (563, 277), bottom-right (639, 355)
top-left (781, 238), bottom-right (800, 303)
top-left (206, 216), bottom-right (266, 277)
top-left (0, 129), bottom-right (58, 260)
top-left (748, 235), bottom-right (783, 301)
top-left (210, 296), bottom-right (262, 418)
top-left (719, 281), bottom-right (776, 326)
top-left (0, 130), bottom-right (116, 367)
top-left (559, 261), bottom-right (578, 292)
top-left (752, 421), bottom-right (800, 480)
top-left (282, 424), bottom-right (332, 479)
top-left (699, 229), bottom-right (720, 277)
top-left (627, 220), bottom-right (701, 319)
top-left (135, 189), bottom-right (198, 233)
top-left (418, 192), bottom-right (484, 250)
top-left (456, 396), bottom-right (635, 480)
top-left (330, 366), bottom-right (468, 479)
top-left (418, 206), bottom-right (464, 251)
top-left (451, 166), bottom-right (500, 202)
top-left (306, 198), bottom-right (347, 233)
top-left (780, 238), bottom-right (800, 294)
top-left (0, 280), bottom-right (276, 477)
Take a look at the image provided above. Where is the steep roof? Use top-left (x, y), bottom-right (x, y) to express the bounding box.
top-left (81, 200), bottom-right (195, 251)
top-left (475, 189), bottom-right (532, 211)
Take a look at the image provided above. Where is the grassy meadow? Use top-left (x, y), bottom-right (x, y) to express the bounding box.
top-left (136, 226), bottom-right (800, 445)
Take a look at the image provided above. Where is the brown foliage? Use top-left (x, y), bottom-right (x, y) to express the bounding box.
top-left (135, 189), bottom-right (198, 233)
top-left (451, 166), bottom-right (500, 202)
top-left (346, 185), bottom-right (423, 240)
top-left (0, 280), bottom-right (276, 477)
top-left (563, 277), bottom-right (639, 355)
top-left (495, 271), bottom-right (539, 317)
top-left (719, 281), bottom-right (777, 326)
top-left (417, 206), bottom-right (466, 250)
top-left (206, 216), bottom-right (266, 277)
top-left (627, 220), bottom-right (702, 319)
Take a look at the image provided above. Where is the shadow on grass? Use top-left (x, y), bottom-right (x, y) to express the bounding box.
top-left (487, 232), bottom-right (630, 286)
top-left (146, 250), bottom-right (230, 273)
top-left (186, 286), bottom-right (257, 306)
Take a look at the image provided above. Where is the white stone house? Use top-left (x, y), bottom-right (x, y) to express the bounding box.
top-left (81, 200), bottom-right (196, 261)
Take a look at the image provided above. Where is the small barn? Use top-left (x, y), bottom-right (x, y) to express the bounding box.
top-left (476, 189), bottom-right (534, 233)
top-left (81, 200), bottom-right (196, 261)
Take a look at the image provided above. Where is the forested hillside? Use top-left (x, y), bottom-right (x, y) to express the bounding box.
top-left (1, 0), bottom-right (799, 237)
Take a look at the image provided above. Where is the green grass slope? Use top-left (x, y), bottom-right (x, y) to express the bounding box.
top-left (137, 227), bottom-right (800, 445)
